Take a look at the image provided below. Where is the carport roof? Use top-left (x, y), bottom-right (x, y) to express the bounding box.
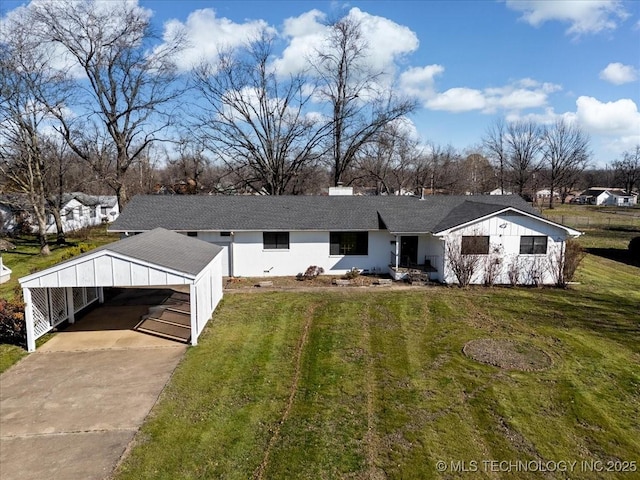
top-left (20, 228), bottom-right (223, 285)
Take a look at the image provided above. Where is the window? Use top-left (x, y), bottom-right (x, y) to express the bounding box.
top-left (520, 236), bottom-right (548, 254)
top-left (92, 206), bottom-right (98, 218)
top-left (461, 236), bottom-right (490, 255)
top-left (263, 232), bottom-right (289, 250)
top-left (67, 208), bottom-right (74, 220)
top-left (330, 232), bottom-right (368, 256)
top-left (101, 206), bottom-right (108, 216)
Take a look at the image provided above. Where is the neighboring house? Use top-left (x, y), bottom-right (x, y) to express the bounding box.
top-left (488, 188), bottom-right (513, 195)
top-left (0, 193), bottom-right (119, 235)
top-left (109, 194), bottom-right (581, 286)
top-left (0, 194), bottom-right (31, 234)
top-left (0, 239), bottom-right (15, 284)
top-left (51, 193), bottom-right (120, 234)
top-left (578, 188), bottom-right (638, 207)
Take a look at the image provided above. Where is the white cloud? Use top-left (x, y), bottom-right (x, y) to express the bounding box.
top-left (161, 8), bottom-right (274, 71)
top-left (599, 62), bottom-right (638, 85)
top-left (275, 7), bottom-right (419, 77)
top-left (399, 65), bottom-right (444, 101)
top-left (575, 96), bottom-right (640, 137)
top-left (426, 88), bottom-right (487, 112)
top-left (404, 72), bottom-right (561, 114)
top-left (505, 0), bottom-right (628, 36)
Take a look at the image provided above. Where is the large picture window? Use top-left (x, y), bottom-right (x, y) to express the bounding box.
top-left (330, 232), bottom-right (368, 256)
top-left (520, 236), bottom-right (547, 254)
top-left (461, 236), bottom-right (490, 255)
top-left (263, 232), bottom-right (289, 250)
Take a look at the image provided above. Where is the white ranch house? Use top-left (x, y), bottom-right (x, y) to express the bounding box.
top-left (0, 192), bottom-right (119, 236)
top-left (578, 188), bottom-right (637, 207)
top-left (109, 194), bottom-right (580, 286)
top-left (46, 193), bottom-right (120, 233)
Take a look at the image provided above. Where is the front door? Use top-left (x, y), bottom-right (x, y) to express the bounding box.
top-left (400, 236), bottom-right (418, 266)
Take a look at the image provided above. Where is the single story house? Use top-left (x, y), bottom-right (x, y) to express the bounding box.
top-left (109, 194), bottom-right (581, 286)
top-left (0, 192), bottom-right (119, 235)
top-left (578, 188), bottom-right (637, 207)
top-left (19, 228), bottom-right (224, 351)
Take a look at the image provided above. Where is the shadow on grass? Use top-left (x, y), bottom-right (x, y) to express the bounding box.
top-left (586, 247), bottom-right (640, 268)
top-left (492, 289), bottom-right (640, 351)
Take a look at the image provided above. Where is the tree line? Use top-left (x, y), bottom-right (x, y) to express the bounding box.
top-left (1, 1), bottom-right (638, 254)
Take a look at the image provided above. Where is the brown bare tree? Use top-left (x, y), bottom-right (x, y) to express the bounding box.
top-left (26, 0), bottom-right (185, 210)
top-left (353, 122), bottom-right (421, 194)
top-left (312, 16), bottom-right (416, 186)
top-left (540, 119), bottom-right (590, 208)
top-left (483, 118), bottom-right (509, 194)
top-left (612, 145), bottom-right (640, 194)
top-left (193, 36), bottom-right (330, 195)
top-left (0, 20), bottom-right (70, 254)
top-left (505, 120), bottom-right (543, 197)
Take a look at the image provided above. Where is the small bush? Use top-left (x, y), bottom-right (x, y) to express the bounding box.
top-left (0, 298), bottom-right (26, 347)
top-left (298, 265), bottom-right (324, 281)
top-left (60, 242), bottom-right (96, 261)
top-left (563, 239), bottom-right (586, 283)
top-left (343, 268), bottom-right (361, 280)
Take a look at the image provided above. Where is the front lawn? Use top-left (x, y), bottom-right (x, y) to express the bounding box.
top-left (115, 256), bottom-right (640, 479)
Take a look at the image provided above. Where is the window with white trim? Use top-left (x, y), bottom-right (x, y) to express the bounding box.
top-left (519, 236), bottom-right (547, 254)
top-left (461, 236), bottom-right (490, 255)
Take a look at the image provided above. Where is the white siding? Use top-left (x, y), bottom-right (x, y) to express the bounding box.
top-left (231, 230), bottom-right (394, 277)
top-left (189, 232), bottom-right (231, 276)
top-left (441, 213), bottom-right (569, 285)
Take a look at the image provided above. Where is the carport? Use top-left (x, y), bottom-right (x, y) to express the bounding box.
top-left (19, 228), bottom-right (224, 352)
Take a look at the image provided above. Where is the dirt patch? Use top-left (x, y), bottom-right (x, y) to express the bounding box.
top-left (463, 338), bottom-right (553, 371)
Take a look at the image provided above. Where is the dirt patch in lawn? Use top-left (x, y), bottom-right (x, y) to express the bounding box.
top-left (463, 338), bottom-right (553, 371)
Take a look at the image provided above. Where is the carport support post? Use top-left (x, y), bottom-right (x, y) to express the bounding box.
top-left (23, 287), bottom-right (36, 352)
top-left (98, 286), bottom-right (104, 303)
top-left (190, 283), bottom-right (198, 346)
top-left (65, 287), bottom-right (75, 324)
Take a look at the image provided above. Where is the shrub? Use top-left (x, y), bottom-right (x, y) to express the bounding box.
top-left (0, 298), bottom-right (26, 347)
top-left (563, 239), bottom-right (586, 283)
top-left (60, 242), bottom-right (96, 261)
top-left (343, 268), bottom-right (361, 280)
top-left (446, 242), bottom-right (481, 287)
top-left (298, 265), bottom-right (324, 281)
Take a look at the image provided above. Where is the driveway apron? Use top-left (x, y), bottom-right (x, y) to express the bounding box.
top-left (0, 343), bottom-right (185, 480)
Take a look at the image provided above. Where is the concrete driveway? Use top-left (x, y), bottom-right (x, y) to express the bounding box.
top-left (0, 299), bottom-right (186, 480)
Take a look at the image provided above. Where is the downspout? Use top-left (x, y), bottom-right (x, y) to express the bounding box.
top-left (395, 235), bottom-right (399, 270)
top-left (229, 232), bottom-right (235, 277)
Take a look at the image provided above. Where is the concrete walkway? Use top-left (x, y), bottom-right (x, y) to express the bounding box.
top-left (0, 298), bottom-right (186, 480)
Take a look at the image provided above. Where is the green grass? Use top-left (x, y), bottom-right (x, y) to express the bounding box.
top-left (0, 344), bottom-right (27, 373)
top-left (0, 226), bottom-right (119, 301)
top-left (115, 255), bottom-right (640, 479)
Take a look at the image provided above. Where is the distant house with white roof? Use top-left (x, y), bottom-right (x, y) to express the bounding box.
top-left (578, 188), bottom-right (637, 207)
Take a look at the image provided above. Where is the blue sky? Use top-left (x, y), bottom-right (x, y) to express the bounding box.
top-left (3, 0), bottom-right (639, 166)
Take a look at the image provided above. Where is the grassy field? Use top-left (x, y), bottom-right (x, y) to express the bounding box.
top-left (0, 226), bottom-right (119, 301)
top-left (115, 246), bottom-right (640, 478)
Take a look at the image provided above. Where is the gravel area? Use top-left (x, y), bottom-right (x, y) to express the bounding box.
top-left (463, 338), bottom-right (553, 371)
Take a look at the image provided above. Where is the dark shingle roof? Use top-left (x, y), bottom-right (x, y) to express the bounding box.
top-left (62, 228), bottom-right (222, 277)
top-left (110, 194), bottom-right (540, 234)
